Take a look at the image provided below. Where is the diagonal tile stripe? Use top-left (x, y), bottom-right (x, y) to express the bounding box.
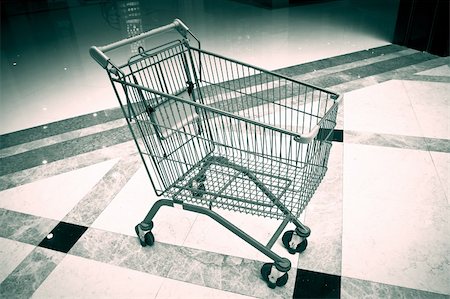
top-left (0, 126), bottom-right (133, 177)
top-left (0, 247), bottom-right (66, 298)
top-left (69, 227), bottom-right (296, 299)
top-left (305, 52), bottom-right (437, 89)
top-left (0, 108), bottom-right (124, 149)
top-left (345, 130), bottom-right (450, 153)
top-left (63, 154), bottom-right (142, 226)
top-left (0, 209), bottom-right (59, 246)
top-left (276, 44), bottom-right (407, 77)
top-left (0, 119), bottom-right (127, 158)
top-left (0, 140), bottom-right (137, 192)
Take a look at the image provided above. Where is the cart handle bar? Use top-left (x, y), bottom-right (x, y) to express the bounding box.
top-left (90, 19), bottom-right (189, 69)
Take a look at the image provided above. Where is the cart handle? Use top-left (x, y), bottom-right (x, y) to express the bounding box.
top-left (90, 19), bottom-right (189, 69)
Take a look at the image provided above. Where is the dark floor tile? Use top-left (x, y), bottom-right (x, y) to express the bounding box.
top-left (293, 269), bottom-right (341, 299)
top-left (38, 221), bottom-right (88, 253)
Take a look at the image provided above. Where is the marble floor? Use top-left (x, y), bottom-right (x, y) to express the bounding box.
top-left (1, 1), bottom-right (450, 298)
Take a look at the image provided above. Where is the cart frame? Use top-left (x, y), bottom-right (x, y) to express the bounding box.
top-left (90, 19), bottom-right (341, 288)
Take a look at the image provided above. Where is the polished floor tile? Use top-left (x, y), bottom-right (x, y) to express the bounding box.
top-left (182, 208), bottom-right (301, 267)
top-left (404, 80), bottom-right (450, 140)
top-left (428, 151), bottom-right (449, 204)
top-left (416, 64), bottom-right (450, 77)
top-left (0, 247), bottom-right (66, 298)
top-left (297, 143), bottom-right (343, 277)
top-left (343, 144), bottom-right (450, 295)
top-left (344, 80), bottom-right (423, 137)
top-left (91, 166), bottom-right (198, 246)
top-left (32, 254), bottom-right (165, 299)
top-left (0, 159), bottom-right (117, 220)
top-left (38, 222), bottom-right (88, 253)
top-left (156, 278), bottom-right (258, 299)
top-left (293, 269), bottom-right (341, 299)
top-left (0, 238), bottom-right (35, 283)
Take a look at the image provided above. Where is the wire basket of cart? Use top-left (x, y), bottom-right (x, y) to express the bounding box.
top-left (90, 19), bottom-right (341, 288)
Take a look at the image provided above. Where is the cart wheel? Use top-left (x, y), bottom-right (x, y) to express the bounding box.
top-left (135, 223), bottom-right (154, 247)
top-left (260, 263), bottom-right (289, 288)
top-left (191, 181), bottom-right (206, 198)
top-left (282, 230), bottom-right (308, 254)
top-left (144, 232), bottom-right (155, 246)
top-left (196, 173), bottom-right (207, 183)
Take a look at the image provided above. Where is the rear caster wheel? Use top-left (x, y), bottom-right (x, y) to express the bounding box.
top-left (135, 223), bottom-right (154, 247)
top-left (282, 230), bottom-right (308, 254)
top-left (190, 176), bottom-right (206, 198)
top-left (261, 263), bottom-right (289, 288)
top-left (144, 231), bottom-right (155, 246)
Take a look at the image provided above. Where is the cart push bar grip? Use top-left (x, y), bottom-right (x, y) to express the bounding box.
top-left (90, 19), bottom-right (189, 69)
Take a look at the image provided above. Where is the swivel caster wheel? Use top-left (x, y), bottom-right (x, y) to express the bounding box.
top-left (261, 263), bottom-right (289, 289)
top-left (282, 230), bottom-right (308, 254)
top-left (135, 222), bottom-right (155, 247)
top-left (190, 175), bottom-right (206, 198)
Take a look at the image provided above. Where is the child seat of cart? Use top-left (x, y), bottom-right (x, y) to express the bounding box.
top-left (149, 89), bottom-right (201, 140)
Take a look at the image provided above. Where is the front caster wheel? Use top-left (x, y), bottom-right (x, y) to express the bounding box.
top-left (261, 263), bottom-right (289, 288)
top-left (135, 223), bottom-right (154, 247)
top-left (282, 230), bottom-right (308, 254)
top-left (189, 176), bottom-right (206, 198)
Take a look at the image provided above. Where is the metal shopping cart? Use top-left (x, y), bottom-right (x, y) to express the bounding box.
top-left (90, 19), bottom-right (341, 288)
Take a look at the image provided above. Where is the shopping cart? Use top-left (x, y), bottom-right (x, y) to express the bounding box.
top-left (90, 19), bottom-right (341, 288)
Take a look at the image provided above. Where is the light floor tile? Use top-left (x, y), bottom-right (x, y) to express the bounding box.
top-left (416, 64), bottom-right (450, 77)
top-left (182, 208), bottom-right (302, 269)
top-left (92, 166), bottom-right (198, 246)
top-left (0, 238), bottom-right (35, 283)
top-left (342, 144), bottom-right (450, 294)
top-left (156, 278), bottom-right (258, 299)
top-left (32, 254), bottom-right (165, 299)
top-left (298, 143), bottom-right (343, 276)
top-left (1, 247), bottom-right (66, 298)
top-left (343, 143), bottom-right (447, 207)
top-left (404, 80), bottom-right (450, 140)
top-left (0, 159), bottom-right (117, 221)
top-left (429, 151), bottom-right (449, 204)
top-left (344, 80), bottom-right (423, 137)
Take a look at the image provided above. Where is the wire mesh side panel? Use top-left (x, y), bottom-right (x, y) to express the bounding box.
top-left (109, 44), bottom-right (339, 219)
top-left (188, 48), bottom-right (336, 137)
top-left (183, 47), bottom-right (339, 217)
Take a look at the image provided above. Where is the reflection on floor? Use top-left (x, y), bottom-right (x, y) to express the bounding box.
top-left (1, 1), bottom-right (450, 298)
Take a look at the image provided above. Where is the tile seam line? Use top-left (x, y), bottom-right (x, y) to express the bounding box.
top-left (401, 79), bottom-right (450, 204)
